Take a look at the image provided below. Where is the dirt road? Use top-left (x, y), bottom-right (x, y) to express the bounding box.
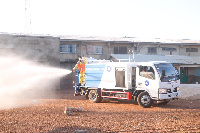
top-left (0, 89), bottom-right (200, 133)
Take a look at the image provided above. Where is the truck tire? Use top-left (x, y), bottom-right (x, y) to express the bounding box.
top-left (85, 90), bottom-right (89, 99)
top-left (137, 91), bottom-right (153, 108)
top-left (85, 94), bottom-right (89, 99)
top-left (88, 90), bottom-right (102, 103)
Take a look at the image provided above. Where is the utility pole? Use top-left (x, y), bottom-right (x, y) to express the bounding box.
top-left (25, 0), bottom-right (31, 34)
top-left (128, 49), bottom-right (135, 62)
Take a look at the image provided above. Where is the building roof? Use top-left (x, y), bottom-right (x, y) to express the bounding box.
top-left (60, 35), bottom-right (200, 45)
top-left (111, 54), bottom-right (200, 65)
top-left (1, 33), bottom-right (200, 44)
top-left (1, 32), bottom-right (200, 45)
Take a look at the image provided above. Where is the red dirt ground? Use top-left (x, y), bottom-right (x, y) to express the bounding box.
top-left (0, 88), bottom-right (200, 133)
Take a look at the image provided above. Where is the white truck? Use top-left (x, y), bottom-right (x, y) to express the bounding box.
top-left (73, 59), bottom-right (180, 108)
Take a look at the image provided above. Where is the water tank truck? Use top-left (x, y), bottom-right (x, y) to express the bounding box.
top-left (73, 57), bottom-right (180, 108)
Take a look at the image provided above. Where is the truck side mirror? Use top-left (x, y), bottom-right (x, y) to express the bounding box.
top-left (160, 70), bottom-right (166, 81)
top-left (162, 70), bottom-right (166, 76)
top-left (177, 74), bottom-right (180, 79)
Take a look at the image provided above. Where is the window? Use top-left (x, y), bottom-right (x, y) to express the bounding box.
top-left (162, 47), bottom-right (176, 51)
top-left (139, 66), bottom-right (155, 80)
top-left (186, 48), bottom-right (198, 52)
top-left (114, 47), bottom-right (127, 54)
top-left (87, 45), bottom-right (102, 54)
top-left (155, 63), bottom-right (178, 82)
top-left (60, 45), bottom-right (76, 54)
top-left (148, 47), bottom-right (157, 54)
top-left (134, 46), bottom-right (137, 51)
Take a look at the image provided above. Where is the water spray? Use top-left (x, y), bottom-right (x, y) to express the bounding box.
top-left (0, 56), bottom-right (71, 109)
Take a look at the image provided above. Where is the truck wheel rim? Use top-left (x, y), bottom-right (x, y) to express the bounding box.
top-left (141, 95), bottom-right (151, 105)
top-left (91, 93), bottom-right (96, 100)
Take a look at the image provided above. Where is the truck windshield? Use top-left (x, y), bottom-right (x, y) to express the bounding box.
top-left (154, 63), bottom-right (178, 82)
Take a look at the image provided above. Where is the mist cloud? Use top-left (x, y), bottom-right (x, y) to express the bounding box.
top-left (0, 55), bottom-right (71, 109)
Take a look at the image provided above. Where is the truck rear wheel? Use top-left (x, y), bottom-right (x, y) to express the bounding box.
top-left (88, 90), bottom-right (102, 103)
top-left (85, 93), bottom-right (89, 99)
top-left (137, 91), bottom-right (153, 108)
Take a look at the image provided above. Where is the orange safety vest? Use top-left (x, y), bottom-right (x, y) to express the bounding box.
top-left (77, 60), bottom-right (85, 73)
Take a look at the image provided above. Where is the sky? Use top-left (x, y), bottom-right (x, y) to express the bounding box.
top-left (0, 0), bottom-right (200, 40)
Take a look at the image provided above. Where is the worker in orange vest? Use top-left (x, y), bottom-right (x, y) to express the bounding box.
top-left (73, 56), bottom-right (87, 85)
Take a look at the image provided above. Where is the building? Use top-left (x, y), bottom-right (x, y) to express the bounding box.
top-left (1, 34), bottom-right (200, 89)
top-left (60, 36), bottom-right (200, 86)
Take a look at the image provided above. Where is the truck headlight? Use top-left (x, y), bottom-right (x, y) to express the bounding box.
top-left (159, 88), bottom-right (167, 94)
top-left (177, 86), bottom-right (180, 91)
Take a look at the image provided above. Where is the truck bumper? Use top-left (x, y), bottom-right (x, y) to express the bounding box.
top-left (159, 91), bottom-right (180, 100)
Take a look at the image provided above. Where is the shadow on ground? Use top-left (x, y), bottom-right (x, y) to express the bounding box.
top-left (47, 126), bottom-right (101, 133)
top-left (152, 99), bottom-right (200, 109)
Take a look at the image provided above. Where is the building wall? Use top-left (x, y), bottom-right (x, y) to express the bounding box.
top-left (83, 42), bottom-right (109, 59)
top-left (60, 40), bottom-right (110, 61)
top-left (157, 44), bottom-right (180, 55)
top-left (0, 34), bottom-right (60, 67)
top-left (110, 42), bottom-right (134, 54)
top-left (180, 45), bottom-right (200, 56)
top-left (60, 41), bottom-right (80, 61)
top-left (136, 44), bottom-right (158, 55)
top-left (0, 34), bottom-right (61, 89)
top-left (60, 40), bottom-right (200, 61)
top-left (133, 43), bottom-right (200, 56)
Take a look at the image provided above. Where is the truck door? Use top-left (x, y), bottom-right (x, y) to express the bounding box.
top-left (136, 65), bottom-right (158, 98)
top-left (132, 67), bottom-right (136, 88)
top-left (115, 67), bottom-right (125, 87)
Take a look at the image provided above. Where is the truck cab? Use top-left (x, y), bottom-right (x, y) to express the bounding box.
top-left (134, 61), bottom-right (180, 107)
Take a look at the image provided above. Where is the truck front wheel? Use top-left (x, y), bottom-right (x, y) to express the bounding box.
top-left (137, 91), bottom-right (153, 108)
top-left (88, 90), bottom-right (102, 103)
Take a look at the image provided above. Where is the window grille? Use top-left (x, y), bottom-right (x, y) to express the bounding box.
top-left (87, 45), bottom-right (103, 54)
top-left (148, 47), bottom-right (157, 54)
top-left (162, 47), bottom-right (176, 51)
top-left (114, 47), bottom-right (127, 54)
top-left (60, 45), bottom-right (76, 54)
top-left (186, 48), bottom-right (198, 52)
